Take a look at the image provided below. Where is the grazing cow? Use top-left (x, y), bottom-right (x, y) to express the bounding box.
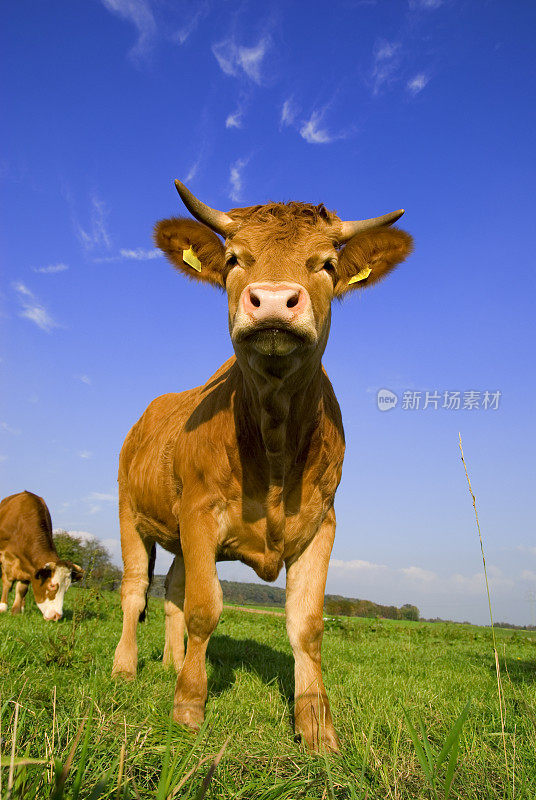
top-left (112, 181), bottom-right (413, 751)
top-left (0, 491), bottom-right (84, 620)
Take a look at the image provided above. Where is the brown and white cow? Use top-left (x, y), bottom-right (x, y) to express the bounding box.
top-left (0, 491), bottom-right (84, 620)
top-left (112, 181), bottom-right (413, 751)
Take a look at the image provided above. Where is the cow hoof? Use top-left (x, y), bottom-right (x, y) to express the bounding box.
top-left (295, 718), bottom-right (340, 754)
top-left (173, 702), bottom-right (205, 730)
top-left (0, 603), bottom-right (8, 613)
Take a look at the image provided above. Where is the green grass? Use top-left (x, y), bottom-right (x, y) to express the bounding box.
top-left (0, 588), bottom-right (535, 799)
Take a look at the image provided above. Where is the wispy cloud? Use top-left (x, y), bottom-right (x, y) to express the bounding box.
top-left (370, 39), bottom-right (401, 95)
top-left (212, 36), bottom-right (271, 85)
top-left (330, 558), bottom-right (515, 595)
top-left (299, 110), bottom-right (335, 144)
top-left (280, 97), bottom-right (298, 128)
top-left (407, 72), bottom-right (430, 95)
top-left (74, 194), bottom-right (112, 252)
top-left (78, 450), bottom-right (93, 460)
top-left (100, 0), bottom-right (157, 61)
top-left (33, 263), bottom-right (69, 274)
top-left (12, 282), bottom-right (59, 332)
top-left (409, 0), bottom-right (442, 9)
top-left (173, 2), bottom-right (209, 45)
top-left (77, 374), bottom-right (92, 385)
top-left (94, 247), bottom-right (162, 263)
top-left (229, 157), bottom-right (249, 203)
top-left (87, 491), bottom-right (117, 503)
top-left (0, 454), bottom-right (7, 463)
top-left (226, 105), bottom-right (245, 129)
top-left (0, 422), bottom-right (21, 436)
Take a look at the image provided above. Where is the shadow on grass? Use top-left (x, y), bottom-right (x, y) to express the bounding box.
top-left (472, 653), bottom-right (536, 684)
top-left (206, 633), bottom-right (295, 708)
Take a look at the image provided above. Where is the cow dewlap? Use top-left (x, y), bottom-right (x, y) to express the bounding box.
top-left (348, 267), bottom-right (372, 285)
top-left (183, 247), bottom-right (202, 272)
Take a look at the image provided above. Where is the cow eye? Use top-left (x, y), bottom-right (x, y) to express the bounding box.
top-left (226, 254), bottom-right (239, 268)
top-left (322, 260), bottom-right (336, 275)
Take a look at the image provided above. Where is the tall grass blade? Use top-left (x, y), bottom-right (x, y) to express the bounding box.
top-left (402, 708), bottom-right (435, 789)
top-left (458, 433), bottom-right (509, 782)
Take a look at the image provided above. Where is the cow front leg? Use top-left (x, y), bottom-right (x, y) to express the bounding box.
top-left (285, 510), bottom-right (339, 753)
top-left (0, 573), bottom-right (13, 612)
top-left (11, 581), bottom-right (29, 614)
top-left (163, 554), bottom-right (186, 671)
top-left (112, 496), bottom-right (153, 680)
top-left (173, 541), bottom-right (222, 730)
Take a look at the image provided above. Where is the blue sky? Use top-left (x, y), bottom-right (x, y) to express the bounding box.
top-left (1, 0), bottom-right (535, 624)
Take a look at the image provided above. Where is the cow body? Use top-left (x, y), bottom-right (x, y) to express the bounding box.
top-left (112, 186), bottom-right (413, 751)
top-left (0, 491), bottom-right (83, 620)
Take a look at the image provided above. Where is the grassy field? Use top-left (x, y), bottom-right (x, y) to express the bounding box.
top-left (0, 588), bottom-right (535, 799)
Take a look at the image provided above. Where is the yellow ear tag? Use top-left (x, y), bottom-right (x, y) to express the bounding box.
top-left (348, 266), bottom-right (372, 285)
top-left (182, 247), bottom-right (202, 272)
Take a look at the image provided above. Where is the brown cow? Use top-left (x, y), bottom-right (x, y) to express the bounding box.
top-left (112, 181), bottom-right (413, 751)
top-left (0, 491), bottom-right (84, 620)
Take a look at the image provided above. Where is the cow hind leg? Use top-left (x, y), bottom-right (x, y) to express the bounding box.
top-left (163, 555), bottom-right (186, 671)
top-left (11, 581), bottom-right (29, 614)
top-left (173, 541), bottom-right (222, 730)
top-left (0, 573), bottom-right (13, 612)
top-left (112, 498), bottom-right (154, 680)
top-left (285, 513), bottom-right (339, 753)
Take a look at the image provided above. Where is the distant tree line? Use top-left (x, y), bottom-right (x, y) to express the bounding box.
top-left (150, 577), bottom-right (419, 620)
top-left (54, 530), bottom-right (122, 591)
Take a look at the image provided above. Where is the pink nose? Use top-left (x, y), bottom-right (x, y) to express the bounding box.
top-left (46, 611), bottom-right (62, 621)
top-left (242, 283), bottom-right (308, 323)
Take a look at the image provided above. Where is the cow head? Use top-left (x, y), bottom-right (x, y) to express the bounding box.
top-left (32, 560), bottom-right (84, 620)
top-left (155, 181), bottom-right (413, 378)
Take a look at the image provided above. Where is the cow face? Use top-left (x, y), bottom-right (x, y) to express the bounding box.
top-left (155, 185), bottom-right (413, 376)
top-left (32, 560), bottom-right (84, 620)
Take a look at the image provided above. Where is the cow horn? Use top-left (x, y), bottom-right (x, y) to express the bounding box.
top-left (338, 209), bottom-right (405, 243)
top-left (174, 180), bottom-right (234, 237)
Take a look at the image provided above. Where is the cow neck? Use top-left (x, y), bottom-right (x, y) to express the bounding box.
top-left (238, 357), bottom-right (323, 581)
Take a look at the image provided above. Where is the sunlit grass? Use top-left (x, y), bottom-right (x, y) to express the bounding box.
top-left (0, 589), bottom-right (535, 798)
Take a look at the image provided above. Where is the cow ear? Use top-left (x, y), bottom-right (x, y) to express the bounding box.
top-left (70, 563), bottom-right (85, 582)
top-left (335, 227), bottom-right (413, 297)
top-left (154, 217), bottom-right (226, 289)
top-left (35, 562), bottom-right (55, 580)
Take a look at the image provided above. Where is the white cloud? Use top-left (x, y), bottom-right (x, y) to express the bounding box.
top-left (78, 450), bottom-right (93, 460)
top-left (119, 247), bottom-right (161, 260)
top-left (280, 97), bottom-right (298, 128)
top-left (12, 282), bottom-right (59, 332)
top-left (54, 529), bottom-right (96, 543)
top-left (212, 36), bottom-right (270, 85)
top-left (331, 558), bottom-right (388, 572)
top-left (370, 39), bottom-right (401, 95)
top-left (94, 247), bottom-right (162, 263)
top-left (407, 73), bottom-right (430, 95)
top-left (521, 570), bottom-right (536, 582)
top-left (75, 195), bottom-right (112, 252)
top-left (300, 110), bottom-right (339, 144)
top-left (226, 107), bottom-right (244, 129)
top-left (0, 421), bottom-right (21, 435)
top-left (400, 565), bottom-right (437, 582)
top-left (185, 157), bottom-right (201, 183)
top-left (100, 0), bottom-right (156, 61)
top-left (0, 454), bottom-right (7, 463)
top-left (87, 491), bottom-right (117, 503)
top-left (173, 3), bottom-right (208, 45)
top-left (229, 157), bottom-right (248, 202)
top-left (409, 0), bottom-right (442, 9)
top-left (517, 545), bottom-right (536, 556)
top-left (33, 263), bottom-right (69, 274)
top-left (78, 374), bottom-right (92, 385)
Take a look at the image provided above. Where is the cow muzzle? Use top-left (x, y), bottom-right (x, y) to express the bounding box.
top-left (233, 282), bottom-right (316, 357)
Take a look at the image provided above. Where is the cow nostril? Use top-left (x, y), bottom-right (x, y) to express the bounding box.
top-left (249, 291), bottom-right (261, 308)
top-left (287, 292), bottom-right (299, 309)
